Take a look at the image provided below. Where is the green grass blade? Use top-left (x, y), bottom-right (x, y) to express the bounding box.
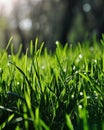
top-left (9, 61), bottom-right (32, 89)
top-left (66, 114), bottom-right (74, 130)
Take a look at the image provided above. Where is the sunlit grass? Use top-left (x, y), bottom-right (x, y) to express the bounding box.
top-left (0, 36), bottom-right (104, 130)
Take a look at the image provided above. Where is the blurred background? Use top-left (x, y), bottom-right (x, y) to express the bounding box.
top-left (0, 0), bottom-right (104, 52)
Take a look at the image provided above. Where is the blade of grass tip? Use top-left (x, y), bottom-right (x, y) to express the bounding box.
top-left (16, 44), bottom-right (22, 57)
top-left (15, 125), bottom-right (21, 130)
top-left (10, 43), bottom-right (14, 56)
top-left (55, 53), bottom-right (64, 75)
top-left (39, 42), bottom-right (44, 56)
top-left (34, 41), bottom-right (44, 58)
top-left (6, 36), bottom-right (13, 51)
top-left (9, 62), bottom-right (32, 89)
top-left (0, 36), bottom-right (13, 61)
top-left (30, 40), bottom-right (33, 56)
top-left (7, 114), bottom-right (15, 122)
top-left (0, 114), bottom-right (14, 129)
top-left (35, 38), bottom-right (39, 53)
top-left (66, 114), bottom-right (74, 130)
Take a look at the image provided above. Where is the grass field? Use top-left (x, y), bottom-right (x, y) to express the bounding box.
top-left (0, 36), bottom-right (104, 130)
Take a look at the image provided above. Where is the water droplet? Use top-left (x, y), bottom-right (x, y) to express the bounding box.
top-left (17, 82), bottom-right (20, 85)
top-left (56, 41), bottom-right (59, 45)
top-left (8, 55), bottom-right (11, 58)
top-left (7, 62), bottom-right (11, 66)
top-left (94, 59), bottom-right (97, 63)
top-left (42, 65), bottom-right (45, 69)
top-left (79, 54), bottom-right (83, 59)
top-left (64, 68), bottom-right (66, 72)
top-left (80, 92), bottom-right (83, 96)
top-left (78, 105), bottom-right (82, 109)
top-left (71, 94), bottom-right (74, 98)
top-left (73, 66), bottom-right (76, 70)
top-left (87, 96), bottom-right (90, 99)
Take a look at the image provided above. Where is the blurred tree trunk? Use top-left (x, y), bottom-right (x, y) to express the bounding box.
top-left (14, 11), bottom-right (26, 53)
top-left (59, 0), bottom-right (79, 45)
top-left (93, 5), bottom-right (104, 38)
top-left (16, 23), bottom-right (26, 53)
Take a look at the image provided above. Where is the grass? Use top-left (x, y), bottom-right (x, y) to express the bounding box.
top-left (0, 36), bottom-right (104, 130)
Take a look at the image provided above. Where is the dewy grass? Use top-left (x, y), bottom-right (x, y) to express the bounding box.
top-left (0, 36), bottom-right (104, 130)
